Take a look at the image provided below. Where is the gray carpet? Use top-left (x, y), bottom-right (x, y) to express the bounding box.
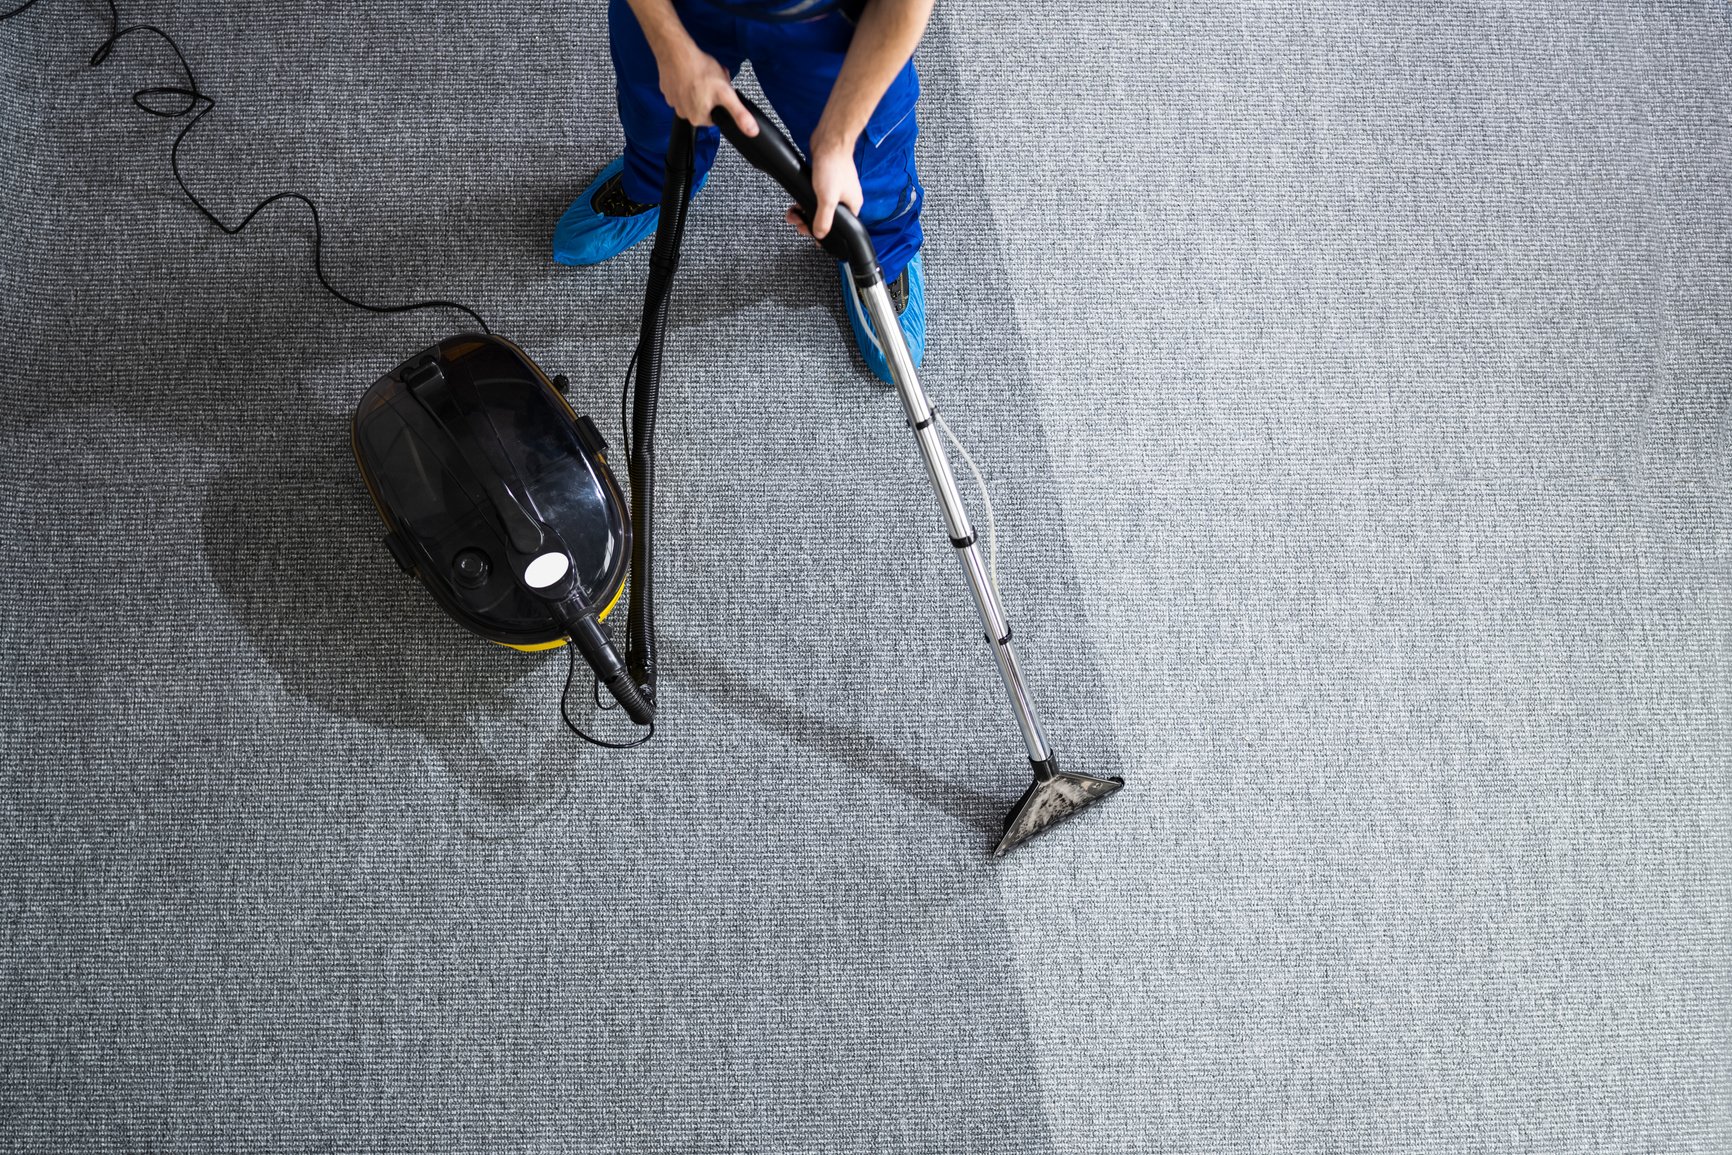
top-left (2, 1), bottom-right (1727, 1151)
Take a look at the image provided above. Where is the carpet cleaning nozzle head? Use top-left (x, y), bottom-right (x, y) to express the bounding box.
top-left (994, 757), bottom-right (1124, 857)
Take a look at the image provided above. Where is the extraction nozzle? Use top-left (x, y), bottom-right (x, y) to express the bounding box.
top-left (994, 756), bottom-right (1124, 857)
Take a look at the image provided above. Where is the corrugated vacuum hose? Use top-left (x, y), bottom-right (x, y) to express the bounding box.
top-left (620, 121), bottom-right (697, 715)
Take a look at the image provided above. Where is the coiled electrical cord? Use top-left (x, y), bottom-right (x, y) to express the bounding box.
top-left (0, 0), bottom-right (492, 334)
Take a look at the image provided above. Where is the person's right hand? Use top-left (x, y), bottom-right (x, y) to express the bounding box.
top-left (655, 40), bottom-right (758, 136)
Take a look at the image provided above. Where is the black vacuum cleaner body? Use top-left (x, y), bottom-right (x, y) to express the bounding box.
top-left (352, 332), bottom-right (653, 724)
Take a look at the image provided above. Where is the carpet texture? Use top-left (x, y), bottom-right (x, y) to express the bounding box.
top-left (2, 1), bottom-right (1727, 1151)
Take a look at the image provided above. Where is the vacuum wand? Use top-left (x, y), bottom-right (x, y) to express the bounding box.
top-left (711, 91), bottom-right (1124, 855)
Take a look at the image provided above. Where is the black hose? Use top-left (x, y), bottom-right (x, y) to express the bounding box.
top-left (553, 592), bottom-right (653, 727)
top-left (623, 120), bottom-right (696, 707)
top-left (601, 668), bottom-right (654, 726)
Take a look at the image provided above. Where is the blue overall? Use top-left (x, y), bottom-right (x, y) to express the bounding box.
top-left (609, 0), bottom-right (925, 281)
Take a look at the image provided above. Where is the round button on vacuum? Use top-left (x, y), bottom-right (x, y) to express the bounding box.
top-left (523, 551), bottom-right (570, 589)
top-left (452, 548), bottom-right (491, 588)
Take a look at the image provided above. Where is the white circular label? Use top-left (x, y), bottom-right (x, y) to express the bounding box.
top-left (523, 551), bottom-right (571, 589)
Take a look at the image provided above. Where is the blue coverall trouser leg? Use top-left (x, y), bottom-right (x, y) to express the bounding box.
top-left (608, 0), bottom-right (925, 282)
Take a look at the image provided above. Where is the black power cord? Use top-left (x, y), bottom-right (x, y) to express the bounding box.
top-left (0, 0), bottom-right (492, 333)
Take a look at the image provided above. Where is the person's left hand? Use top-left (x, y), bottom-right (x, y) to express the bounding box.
top-left (786, 133), bottom-right (862, 243)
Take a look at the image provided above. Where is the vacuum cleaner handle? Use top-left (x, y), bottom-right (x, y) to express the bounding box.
top-left (710, 93), bottom-right (880, 278)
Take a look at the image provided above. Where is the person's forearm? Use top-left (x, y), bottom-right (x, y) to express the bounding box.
top-left (623, 0), bottom-right (759, 132)
top-left (814, 0), bottom-right (935, 152)
top-left (625, 0), bottom-right (697, 64)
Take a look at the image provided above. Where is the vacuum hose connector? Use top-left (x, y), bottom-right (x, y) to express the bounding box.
top-left (553, 593), bottom-right (655, 726)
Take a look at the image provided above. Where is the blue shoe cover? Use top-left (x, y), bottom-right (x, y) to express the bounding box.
top-left (552, 156), bottom-right (708, 267)
top-left (839, 250), bottom-right (925, 384)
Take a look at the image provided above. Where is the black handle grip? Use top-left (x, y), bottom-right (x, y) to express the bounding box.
top-left (710, 93), bottom-right (879, 277)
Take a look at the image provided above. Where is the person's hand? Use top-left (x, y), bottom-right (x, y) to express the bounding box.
top-left (785, 132), bottom-right (862, 243)
top-left (654, 39), bottom-right (757, 134)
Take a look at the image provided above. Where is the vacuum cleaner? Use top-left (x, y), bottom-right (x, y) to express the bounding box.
top-left (350, 334), bottom-right (650, 727)
top-left (352, 91), bottom-right (1122, 854)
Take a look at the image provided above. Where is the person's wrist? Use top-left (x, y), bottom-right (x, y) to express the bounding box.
top-left (811, 119), bottom-right (860, 157)
top-left (648, 28), bottom-right (702, 75)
